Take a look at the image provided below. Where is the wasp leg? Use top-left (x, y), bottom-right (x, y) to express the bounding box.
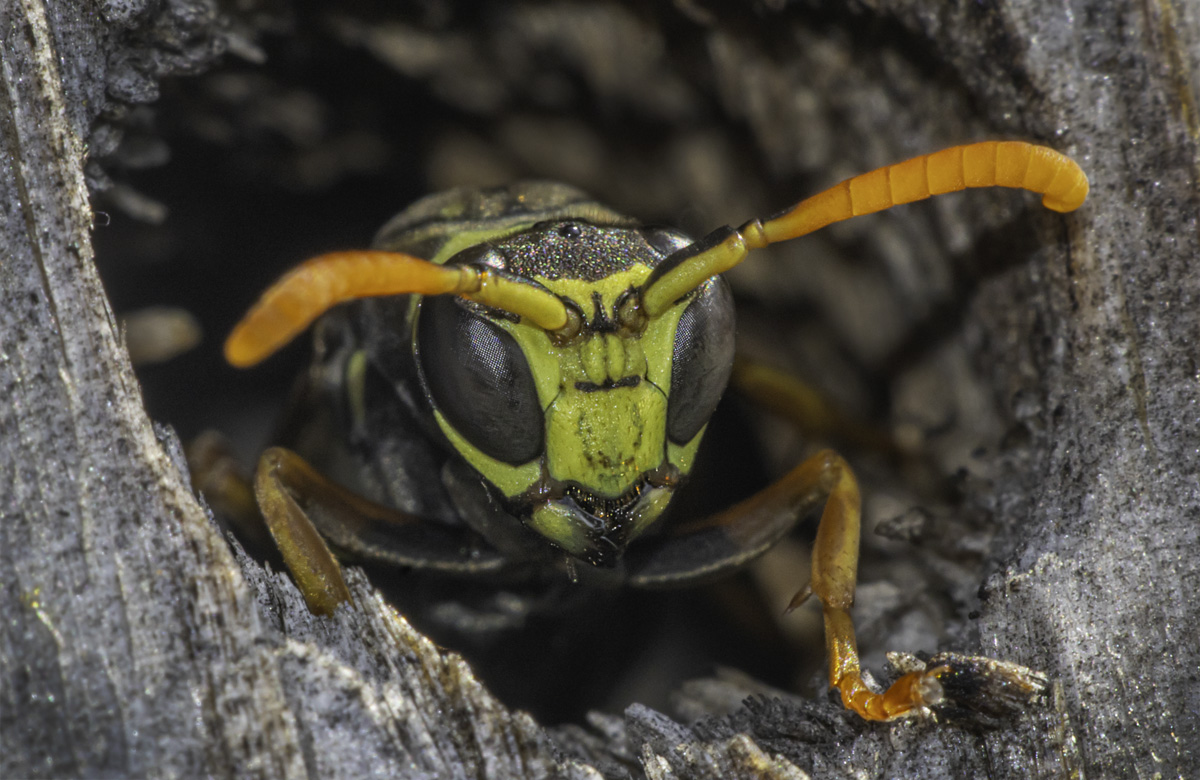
top-left (193, 441), bottom-right (511, 616)
top-left (731, 354), bottom-right (952, 502)
top-left (794, 450), bottom-right (942, 720)
top-left (629, 447), bottom-right (938, 720)
top-left (253, 447), bottom-right (355, 615)
top-left (731, 358), bottom-right (957, 719)
top-left (790, 452), bottom-right (946, 721)
top-left (730, 355), bottom-right (900, 457)
top-left (188, 435), bottom-right (352, 614)
top-left (255, 447), bottom-right (514, 616)
top-left (187, 431), bottom-right (275, 555)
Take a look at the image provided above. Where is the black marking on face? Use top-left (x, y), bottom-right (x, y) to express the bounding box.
top-left (590, 291), bottom-right (616, 333)
top-left (574, 376), bottom-right (641, 393)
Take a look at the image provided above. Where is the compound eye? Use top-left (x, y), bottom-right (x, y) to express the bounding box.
top-left (640, 226), bottom-right (692, 259)
top-left (416, 295), bottom-right (544, 464)
top-left (666, 278), bottom-right (736, 444)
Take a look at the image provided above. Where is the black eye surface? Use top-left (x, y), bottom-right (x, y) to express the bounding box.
top-left (667, 278), bottom-right (736, 444)
top-left (416, 295), bottom-right (544, 464)
top-left (640, 226), bottom-right (692, 259)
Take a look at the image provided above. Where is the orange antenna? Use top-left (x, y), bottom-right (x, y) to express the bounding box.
top-left (225, 251), bottom-right (569, 368)
top-left (641, 141), bottom-right (1088, 316)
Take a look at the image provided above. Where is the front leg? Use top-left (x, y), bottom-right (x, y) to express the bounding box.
top-left (252, 447), bottom-right (355, 615)
top-left (730, 357), bottom-right (947, 718)
top-left (729, 355), bottom-right (899, 457)
top-left (198, 445), bottom-right (509, 616)
top-left (729, 358), bottom-right (1005, 719)
top-left (628, 447), bottom-right (940, 720)
top-left (796, 450), bottom-right (945, 720)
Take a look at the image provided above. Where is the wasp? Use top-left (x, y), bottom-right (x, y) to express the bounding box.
top-left (202, 141), bottom-right (1087, 721)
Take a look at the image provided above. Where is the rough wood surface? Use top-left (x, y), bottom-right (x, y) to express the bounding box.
top-left (2, 1), bottom-right (1197, 779)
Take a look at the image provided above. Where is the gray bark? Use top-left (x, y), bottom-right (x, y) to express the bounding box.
top-left (2, 1), bottom-right (1197, 779)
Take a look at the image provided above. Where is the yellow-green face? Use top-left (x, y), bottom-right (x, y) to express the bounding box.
top-left (413, 219), bottom-right (735, 567)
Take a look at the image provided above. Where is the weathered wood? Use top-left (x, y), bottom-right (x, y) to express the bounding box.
top-left (0, 2), bottom-right (592, 778)
top-left (2, 1), bottom-right (1197, 778)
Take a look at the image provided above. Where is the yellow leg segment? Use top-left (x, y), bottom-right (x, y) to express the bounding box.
top-left (189, 436), bottom-right (353, 615)
top-left (728, 355), bottom-right (947, 718)
top-left (731, 355), bottom-right (901, 458)
top-left (187, 431), bottom-right (272, 553)
top-left (825, 609), bottom-right (944, 720)
top-left (628, 440), bottom-right (946, 719)
top-left (253, 447), bottom-right (354, 616)
top-left (802, 450), bottom-right (943, 720)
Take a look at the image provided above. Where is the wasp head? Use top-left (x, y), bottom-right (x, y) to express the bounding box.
top-left (415, 220), bottom-right (734, 567)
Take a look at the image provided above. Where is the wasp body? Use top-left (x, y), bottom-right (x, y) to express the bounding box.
top-left (206, 142), bottom-right (1088, 721)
